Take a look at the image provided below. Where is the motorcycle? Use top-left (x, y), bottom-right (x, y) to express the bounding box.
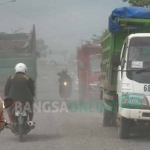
top-left (59, 80), bottom-right (72, 100)
top-left (4, 99), bottom-right (35, 142)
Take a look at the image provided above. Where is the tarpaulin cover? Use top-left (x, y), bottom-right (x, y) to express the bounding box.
top-left (109, 6), bottom-right (150, 33)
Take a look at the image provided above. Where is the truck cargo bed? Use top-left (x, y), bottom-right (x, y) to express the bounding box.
top-left (101, 22), bottom-right (150, 91)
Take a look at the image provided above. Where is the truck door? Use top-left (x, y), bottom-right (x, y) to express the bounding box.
top-left (117, 42), bottom-right (127, 92)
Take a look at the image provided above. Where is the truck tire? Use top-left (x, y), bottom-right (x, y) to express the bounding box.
top-left (111, 102), bottom-right (118, 127)
top-left (118, 117), bottom-right (130, 139)
top-left (102, 109), bottom-right (112, 127)
top-left (111, 112), bottom-right (117, 127)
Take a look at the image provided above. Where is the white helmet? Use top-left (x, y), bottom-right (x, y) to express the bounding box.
top-left (15, 63), bottom-right (27, 73)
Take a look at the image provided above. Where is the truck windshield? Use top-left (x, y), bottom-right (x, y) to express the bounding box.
top-left (127, 71), bottom-right (150, 84)
top-left (90, 55), bottom-right (101, 73)
top-left (128, 37), bottom-right (150, 62)
top-left (127, 37), bottom-right (150, 83)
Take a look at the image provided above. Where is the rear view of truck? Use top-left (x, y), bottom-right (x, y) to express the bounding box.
top-left (0, 25), bottom-right (37, 96)
top-left (100, 7), bottom-right (150, 139)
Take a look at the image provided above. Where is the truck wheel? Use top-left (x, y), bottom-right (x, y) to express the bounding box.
top-left (118, 117), bottom-right (130, 139)
top-left (102, 109), bottom-right (112, 127)
top-left (111, 102), bottom-right (118, 127)
top-left (111, 112), bottom-right (117, 127)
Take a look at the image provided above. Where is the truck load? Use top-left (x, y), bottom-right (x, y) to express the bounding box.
top-left (100, 7), bottom-right (150, 139)
top-left (77, 45), bottom-right (101, 102)
top-left (0, 25), bottom-right (37, 96)
top-left (109, 6), bottom-right (150, 33)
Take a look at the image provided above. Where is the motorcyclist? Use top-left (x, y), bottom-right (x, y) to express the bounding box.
top-left (4, 63), bottom-right (35, 125)
top-left (57, 69), bottom-right (72, 94)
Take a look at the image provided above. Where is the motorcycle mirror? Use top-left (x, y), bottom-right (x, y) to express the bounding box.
top-left (3, 98), bottom-right (13, 109)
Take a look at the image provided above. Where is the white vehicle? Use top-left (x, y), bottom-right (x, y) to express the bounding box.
top-left (100, 21), bottom-right (150, 139)
top-left (117, 33), bottom-right (150, 138)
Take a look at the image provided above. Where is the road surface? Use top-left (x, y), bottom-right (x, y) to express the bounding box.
top-left (1, 59), bottom-right (150, 150)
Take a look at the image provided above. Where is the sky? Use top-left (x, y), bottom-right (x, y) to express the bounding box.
top-left (0, 0), bottom-right (128, 53)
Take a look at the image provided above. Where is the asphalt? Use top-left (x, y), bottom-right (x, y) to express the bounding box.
top-left (1, 59), bottom-right (150, 150)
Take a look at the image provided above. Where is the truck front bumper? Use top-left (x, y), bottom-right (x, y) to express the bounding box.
top-left (120, 108), bottom-right (150, 120)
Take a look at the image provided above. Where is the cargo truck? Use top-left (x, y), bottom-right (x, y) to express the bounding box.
top-left (0, 25), bottom-right (37, 97)
top-left (77, 45), bottom-right (101, 102)
top-left (88, 54), bottom-right (101, 99)
top-left (100, 7), bottom-right (150, 139)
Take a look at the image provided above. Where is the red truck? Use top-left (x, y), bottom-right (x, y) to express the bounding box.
top-left (77, 45), bottom-right (101, 102)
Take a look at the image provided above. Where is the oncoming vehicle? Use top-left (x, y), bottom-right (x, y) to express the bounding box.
top-left (57, 69), bottom-right (72, 100)
top-left (88, 54), bottom-right (101, 98)
top-left (60, 79), bottom-right (72, 100)
top-left (77, 45), bottom-right (101, 102)
top-left (100, 6), bottom-right (150, 139)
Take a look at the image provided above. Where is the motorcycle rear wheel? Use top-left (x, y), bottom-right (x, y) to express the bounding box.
top-left (18, 124), bottom-right (24, 142)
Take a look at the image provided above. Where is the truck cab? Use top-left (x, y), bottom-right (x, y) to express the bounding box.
top-left (100, 6), bottom-right (150, 139)
top-left (117, 33), bottom-right (150, 132)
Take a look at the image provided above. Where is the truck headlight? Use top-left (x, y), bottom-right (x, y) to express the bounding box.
top-left (120, 93), bottom-right (149, 109)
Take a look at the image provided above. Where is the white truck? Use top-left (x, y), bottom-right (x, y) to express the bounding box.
top-left (100, 17), bottom-right (150, 139)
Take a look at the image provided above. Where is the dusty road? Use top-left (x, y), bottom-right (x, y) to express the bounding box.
top-left (1, 59), bottom-right (150, 150)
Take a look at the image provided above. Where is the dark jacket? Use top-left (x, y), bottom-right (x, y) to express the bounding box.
top-left (4, 73), bottom-right (35, 102)
top-left (57, 72), bottom-right (72, 83)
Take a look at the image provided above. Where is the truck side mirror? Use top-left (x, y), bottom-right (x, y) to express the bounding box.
top-left (112, 53), bottom-right (120, 67)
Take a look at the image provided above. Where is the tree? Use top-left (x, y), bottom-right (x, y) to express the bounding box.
top-left (36, 39), bottom-right (48, 51)
top-left (128, 0), bottom-right (150, 7)
top-left (82, 30), bottom-right (107, 46)
top-left (85, 40), bottom-right (92, 45)
top-left (90, 35), bottom-right (101, 45)
top-left (36, 38), bottom-right (49, 57)
top-left (90, 30), bottom-right (107, 45)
